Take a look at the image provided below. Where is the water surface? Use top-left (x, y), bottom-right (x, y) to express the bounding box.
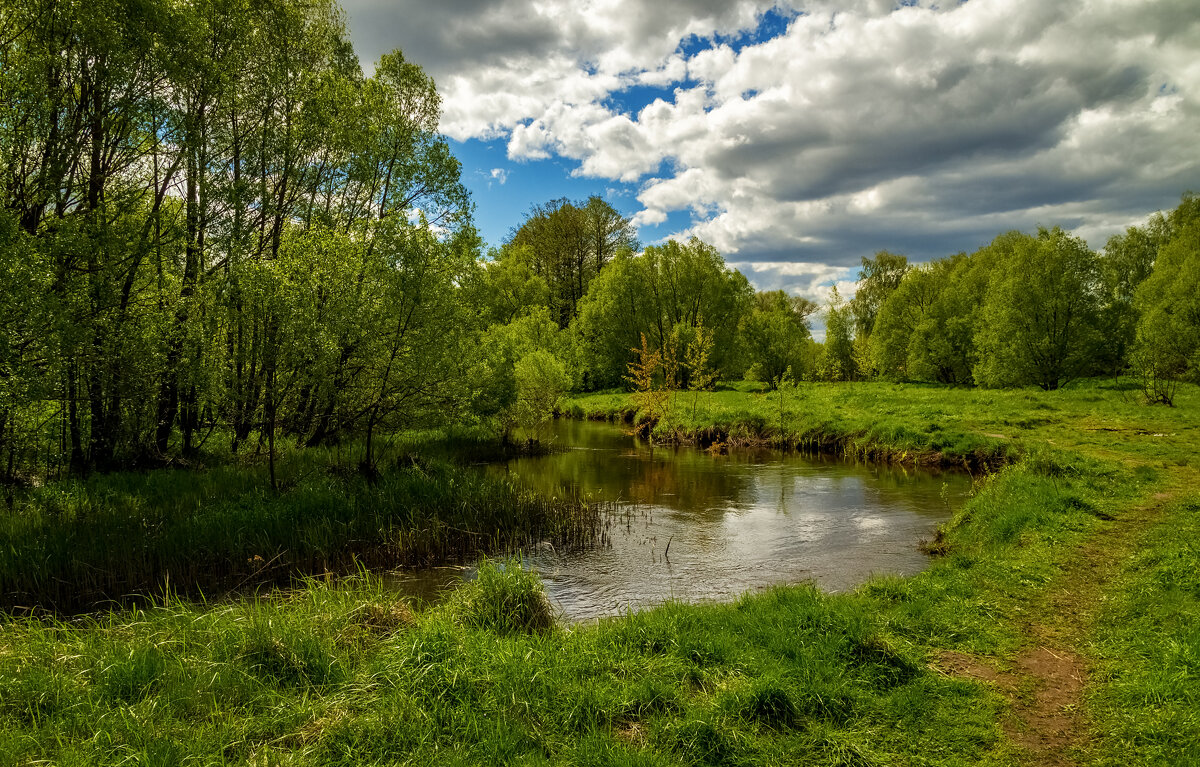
top-left (393, 419), bottom-right (970, 621)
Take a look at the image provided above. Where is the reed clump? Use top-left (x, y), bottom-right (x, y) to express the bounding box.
top-left (443, 558), bottom-right (556, 635)
top-left (0, 455), bottom-right (605, 613)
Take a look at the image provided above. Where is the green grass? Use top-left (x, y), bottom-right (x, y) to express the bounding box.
top-left (1089, 495), bottom-right (1200, 764)
top-left (566, 378), bottom-right (1200, 470)
top-left (0, 439), bottom-right (604, 612)
top-left (0, 566), bottom-right (1015, 766)
top-left (1, 380), bottom-right (1198, 764)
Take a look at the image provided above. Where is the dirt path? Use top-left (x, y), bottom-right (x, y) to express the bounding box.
top-left (935, 486), bottom-right (1182, 766)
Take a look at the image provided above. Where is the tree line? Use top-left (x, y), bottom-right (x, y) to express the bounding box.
top-left (2, 0), bottom-right (1196, 484)
top-left (0, 0), bottom-right (477, 481)
top-left (855, 197), bottom-right (1200, 402)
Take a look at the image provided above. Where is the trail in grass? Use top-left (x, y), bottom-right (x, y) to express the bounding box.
top-left (941, 474), bottom-right (1191, 766)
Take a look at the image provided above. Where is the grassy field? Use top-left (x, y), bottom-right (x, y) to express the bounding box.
top-left (566, 378), bottom-right (1200, 471)
top-left (1, 380), bottom-right (1197, 765)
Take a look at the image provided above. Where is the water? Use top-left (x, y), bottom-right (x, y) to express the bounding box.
top-left (389, 419), bottom-right (971, 621)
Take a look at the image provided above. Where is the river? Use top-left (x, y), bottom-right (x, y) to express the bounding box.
top-left (387, 418), bottom-right (972, 621)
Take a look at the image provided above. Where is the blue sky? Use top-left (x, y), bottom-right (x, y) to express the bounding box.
top-left (341, 0), bottom-right (1199, 301)
top-left (450, 7), bottom-right (802, 251)
top-left (453, 136), bottom-right (691, 250)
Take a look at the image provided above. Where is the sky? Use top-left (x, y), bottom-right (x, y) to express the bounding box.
top-left (339, 0), bottom-right (1200, 303)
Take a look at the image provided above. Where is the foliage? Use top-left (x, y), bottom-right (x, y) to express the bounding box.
top-left (625, 333), bottom-right (670, 427)
top-left (850, 250), bottom-right (910, 339)
top-left (512, 350), bottom-right (571, 438)
top-left (0, 0), bottom-right (475, 478)
top-left (740, 290), bottom-right (817, 387)
top-left (575, 237), bottom-right (753, 389)
top-left (504, 196), bottom-right (636, 327)
top-left (817, 287), bottom-right (857, 382)
top-left (1132, 215), bottom-right (1200, 404)
top-left (974, 228), bottom-right (1104, 390)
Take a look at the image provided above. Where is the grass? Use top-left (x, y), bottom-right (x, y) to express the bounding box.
top-left (0, 379), bottom-right (1198, 764)
top-left (1089, 495), bottom-right (1200, 764)
top-left (0, 437), bottom-right (605, 612)
top-left (565, 378), bottom-right (1200, 470)
top-left (0, 567), bottom-right (1013, 766)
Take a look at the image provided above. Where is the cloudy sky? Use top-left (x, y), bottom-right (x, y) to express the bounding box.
top-left (340, 0), bottom-right (1199, 300)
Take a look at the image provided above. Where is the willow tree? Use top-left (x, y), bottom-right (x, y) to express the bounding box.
top-left (739, 290), bottom-right (819, 386)
top-left (573, 237), bottom-right (753, 389)
top-left (1132, 215), bottom-right (1200, 405)
top-left (974, 228), bottom-right (1103, 390)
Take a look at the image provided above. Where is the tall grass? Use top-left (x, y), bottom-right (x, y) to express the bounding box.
top-left (0, 452), bottom-right (606, 612)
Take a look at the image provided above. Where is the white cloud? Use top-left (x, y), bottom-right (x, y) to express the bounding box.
top-left (341, 0), bottom-right (1200, 282)
top-left (489, 168), bottom-right (508, 185)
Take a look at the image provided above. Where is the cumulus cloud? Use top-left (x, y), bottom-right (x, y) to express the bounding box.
top-left (340, 0), bottom-right (1200, 302)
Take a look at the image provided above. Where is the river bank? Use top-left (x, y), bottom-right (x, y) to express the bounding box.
top-left (0, 434), bottom-right (602, 613)
top-left (1, 380), bottom-right (1197, 764)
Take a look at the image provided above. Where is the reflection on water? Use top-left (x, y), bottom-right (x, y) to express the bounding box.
top-left (386, 419), bottom-right (971, 621)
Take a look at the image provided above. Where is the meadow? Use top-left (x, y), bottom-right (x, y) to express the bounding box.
top-left (0, 380), bottom-right (1196, 764)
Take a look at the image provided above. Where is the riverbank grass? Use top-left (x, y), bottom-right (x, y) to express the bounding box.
top-left (2, 380), bottom-right (1198, 764)
top-left (0, 435), bottom-right (603, 612)
top-left (566, 378), bottom-right (1200, 469)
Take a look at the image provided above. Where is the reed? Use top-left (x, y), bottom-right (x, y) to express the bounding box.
top-left (0, 450), bottom-right (605, 613)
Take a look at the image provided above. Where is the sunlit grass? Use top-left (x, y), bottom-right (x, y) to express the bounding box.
top-left (566, 378), bottom-right (1200, 470)
top-left (1, 380), bottom-right (1197, 763)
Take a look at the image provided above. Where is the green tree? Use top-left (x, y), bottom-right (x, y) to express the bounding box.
top-left (817, 287), bottom-right (856, 382)
top-left (512, 350), bottom-right (571, 439)
top-left (739, 290), bottom-right (817, 387)
top-left (974, 228), bottom-right (1103, 390)
top-left (850, 250), bottom-right (910, 339)
top-left (575, 237), bottom-right (752, 389)
top-left (1098, 193), bottom-right (1200, 377)
top-left (0, 0), bottom-right (476, 479)
top-left (508, 196), bottom-right (636, 327)
top-left (1132, 216), bottom-right (1200, 404)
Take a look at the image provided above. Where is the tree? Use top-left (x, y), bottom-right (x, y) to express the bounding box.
top-left (974, 228), bottom-right (1103, 390)
top-left (507, 196), bottom-right (636, 327)
top-left (625, 334), bottom-right (669, 430)
top-left (684, 321), bottom-right (718, 428)
top-left (1099, 192), bottom-right (1200, 377)
top-left (470, 245), bottom-right (551, 326)
top-left (574, 237), bottom-right (752, 389)
top-left (0, 0), bottom-right (476, 479)
top-left (1132, 215), bottom-right (1200, 404)
top-left (817, 287), bottom-right (856, 382)
top-left (851, 250), bottom-right (910, 339)
top-left (511, 351), bottom-right (570, 439)
top-left (475, 306), bottom-right (572, 438)
top-left (739, 290), bottom-right (817, 387)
